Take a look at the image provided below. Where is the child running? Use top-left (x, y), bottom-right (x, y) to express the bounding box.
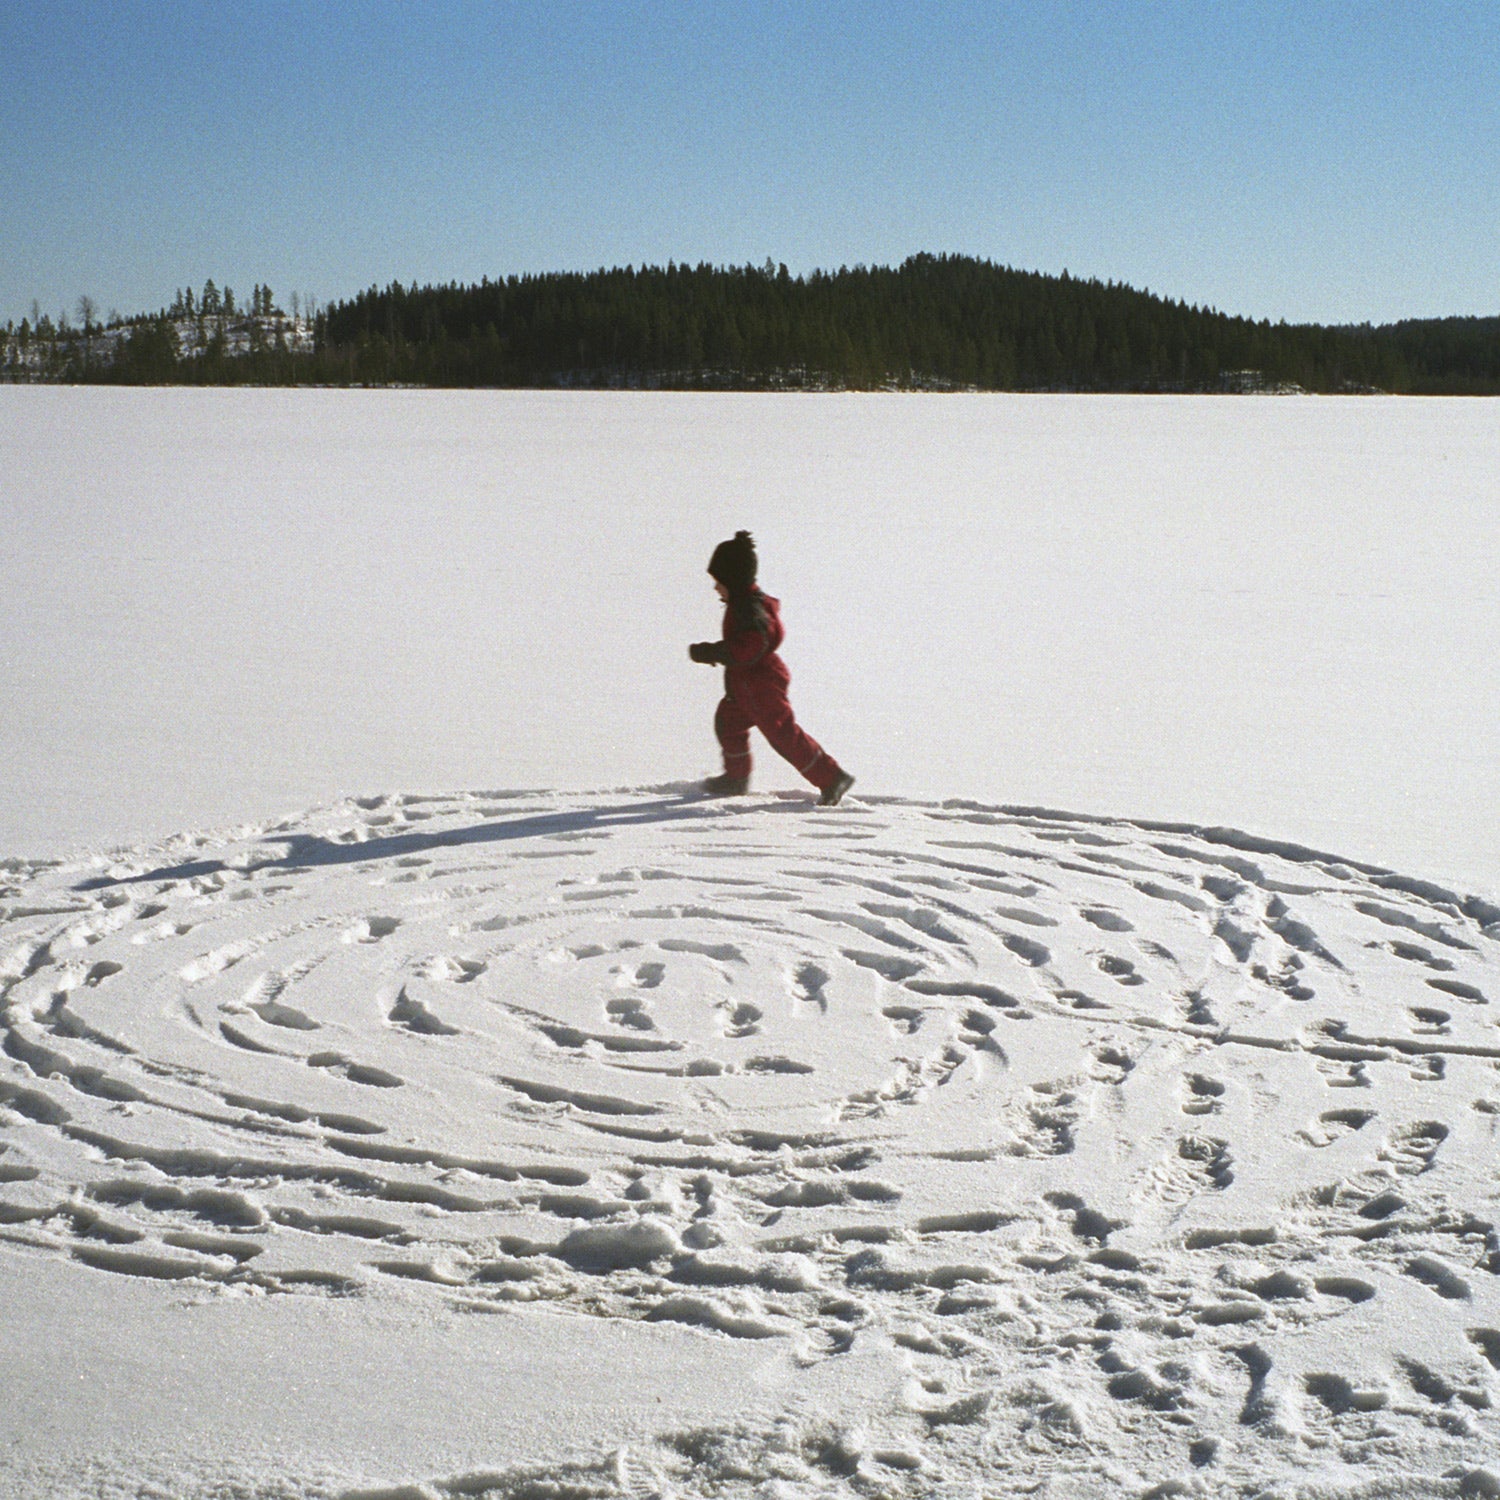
top-left (688, 530), bottom-right (855, 807)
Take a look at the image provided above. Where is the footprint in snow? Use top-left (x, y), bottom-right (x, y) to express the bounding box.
top-left (1001, 933), bottom-right (1051, 967)
top-left (1095, 953), bottom-right (1144, 986)
top-left (660, 937), bottom-right (744, 964)
top-left (1148, 1135), bottom-right (1233, 1200)
top-left (388, 988), bottom-right (460, 1037)
top-left (1181, 1074), bottom-right (1225, 1116)
top-left (345, 916), bottom-right (401, 944)
top-left (792, 961), bottom-right (829, 1009)
top-left (882, 1005), bottom-right (924, 1035)
top-left (1007, 1083), bottom-right (1078, 1158)
top-left (724, 1002), bottom-right (763, 1038)
top-left (416, 954), bottom-right (487, 983)
top-left (1089, 1046), bottom-right (1134, 1085)
top-left (1427, 977), bottom-right (1487, 1003)
top-left (606, 997), bottom-right (656, 1032)
top-left (1297, 1107), bottom-right (1375, 1148)
top-left (1379, 1120), bottom-right (1449, 1175)
top-left (248, 998), bottom-right (321, 1032)
top-left (308, 1052), bottom-right (404, 1088)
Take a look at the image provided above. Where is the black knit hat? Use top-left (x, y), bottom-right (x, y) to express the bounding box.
top-left (707, 530), bottom-right (757, 592)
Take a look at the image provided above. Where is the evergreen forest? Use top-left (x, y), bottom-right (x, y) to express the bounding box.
top-left (5, 255), bottom-right (1498, 393)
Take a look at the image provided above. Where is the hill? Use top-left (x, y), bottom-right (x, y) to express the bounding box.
top-left (4, 256), bottom-right (1498, 391)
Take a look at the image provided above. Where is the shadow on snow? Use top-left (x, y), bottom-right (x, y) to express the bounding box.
top-left (73, 786), bottom-right (819, 891)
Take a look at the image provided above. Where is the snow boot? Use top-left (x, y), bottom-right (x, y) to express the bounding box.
top-left (819, 772), bottom-right (855, 807)
top-left (702, 773), bottom-right (750, 797)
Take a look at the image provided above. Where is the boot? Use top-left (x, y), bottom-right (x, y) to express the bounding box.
top-left (819, 771), bottom-right (855, 807)
top-left (702, 773), bottom-right (750, 796)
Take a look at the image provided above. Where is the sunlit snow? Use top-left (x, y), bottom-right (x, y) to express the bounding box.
top-left (2, 390), bottom-right (1498, 1498)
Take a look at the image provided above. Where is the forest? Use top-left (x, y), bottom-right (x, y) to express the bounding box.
top-left (5, 255), bottom-right (1498, 393)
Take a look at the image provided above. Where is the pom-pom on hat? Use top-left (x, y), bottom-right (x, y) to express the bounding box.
top-left (708, 530), bottom-right (757, 592)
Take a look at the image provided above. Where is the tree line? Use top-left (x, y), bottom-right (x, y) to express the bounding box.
top-left (2, 281), bottom-right (315, 384)
top-left (4, 255), bottom-right (1498, 392)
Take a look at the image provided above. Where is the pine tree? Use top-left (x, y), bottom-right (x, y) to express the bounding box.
top-left (8, 253), bottom-right (1494, 391)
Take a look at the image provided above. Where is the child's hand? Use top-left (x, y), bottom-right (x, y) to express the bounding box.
top-left (689, 642), bottom-right (722, 664)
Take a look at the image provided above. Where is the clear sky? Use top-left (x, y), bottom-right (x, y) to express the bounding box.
top-left (3, 0), bottom-right (1496, 330)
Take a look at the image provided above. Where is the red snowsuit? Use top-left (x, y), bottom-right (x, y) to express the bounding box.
top-left (712, 590), bottom-right (844, 793)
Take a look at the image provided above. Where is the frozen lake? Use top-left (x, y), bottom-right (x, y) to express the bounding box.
top-left (5, 385), bottom-right (1500, 1496)
top-left (3, 387), bottom-right (1496, 899)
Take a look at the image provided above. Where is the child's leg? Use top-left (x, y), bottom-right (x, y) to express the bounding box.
top-left (714, 696), bottom-right (755, 780)
top-left (751, 688), bottom-right (844, 793)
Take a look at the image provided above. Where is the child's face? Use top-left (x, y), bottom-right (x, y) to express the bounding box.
top-left (713, 580), bottom-right (729, 601)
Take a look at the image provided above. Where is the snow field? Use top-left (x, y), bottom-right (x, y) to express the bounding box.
top-left (3, 786), bottom-right (1499, 1495)
top-left (4, 386), bottom-right (1500, 1495)
top-left (3, 387), bottom-right (1499, 899)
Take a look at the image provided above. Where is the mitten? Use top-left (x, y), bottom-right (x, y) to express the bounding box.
top-left (689, 641), bottom-right (724, 665)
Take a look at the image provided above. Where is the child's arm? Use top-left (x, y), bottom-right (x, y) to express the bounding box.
top-left (691, 599), bottom-right (770, 666)
top-left (721, 628), bottom-right (771, 668)
top-left (719, 595), bottom-right (773, 667)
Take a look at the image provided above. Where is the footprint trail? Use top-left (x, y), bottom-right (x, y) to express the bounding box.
top-left (3, 787), bottom-right (1499, 1496)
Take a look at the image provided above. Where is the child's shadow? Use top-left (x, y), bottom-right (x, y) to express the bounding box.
top-left (74, 784), bottom-right (814, 891)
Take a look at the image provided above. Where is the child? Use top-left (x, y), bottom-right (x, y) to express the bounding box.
top-left (688, 531), bottom-right (855, 806)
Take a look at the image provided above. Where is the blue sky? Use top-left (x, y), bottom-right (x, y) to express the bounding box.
top-left (3, 1), bottom-right (1496, 328)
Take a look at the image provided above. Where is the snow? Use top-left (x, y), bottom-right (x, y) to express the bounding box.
top-left (4, 387), bottom-right (1498, 897)
top-left (2, 389), bottom-right (1499, 1497)
top-left (1, 313), bottom-right (314, 376)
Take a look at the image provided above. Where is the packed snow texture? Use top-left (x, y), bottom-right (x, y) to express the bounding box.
top-left (3, 391), bottom-right (1499, 1497)
top-left (4, 789), bottom-right (1500, 1496)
